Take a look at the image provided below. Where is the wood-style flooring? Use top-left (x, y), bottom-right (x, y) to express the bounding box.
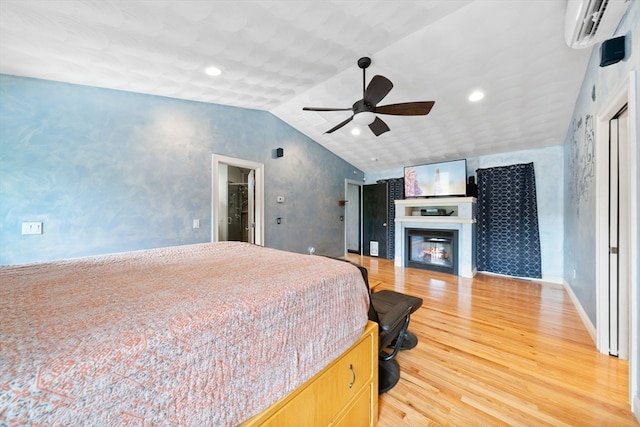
top-left (345, 254), bottom-right (637, 426)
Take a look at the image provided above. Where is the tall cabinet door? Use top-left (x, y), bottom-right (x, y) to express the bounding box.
top-left (363, 182), bottom-right (388, 258)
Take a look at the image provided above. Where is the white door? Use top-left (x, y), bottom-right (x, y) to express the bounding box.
top-left (609, 106), bottom-right (630, 359)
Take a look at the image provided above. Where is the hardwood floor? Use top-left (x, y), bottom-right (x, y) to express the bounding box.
top-left (345, 254), bottom-right (637, 426)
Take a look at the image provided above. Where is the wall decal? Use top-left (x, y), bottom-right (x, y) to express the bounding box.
top-left (568, 115), bottom-right (595, 217)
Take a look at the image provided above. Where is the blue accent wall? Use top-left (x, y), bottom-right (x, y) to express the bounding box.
top-left (563, 0), bottom-right (639, 326)
top-left (0, 75), bottom-right (363, 265)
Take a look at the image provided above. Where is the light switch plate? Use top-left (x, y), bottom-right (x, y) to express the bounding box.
top-left (276, 196), bottom-right (285, 203)
top-left (22, 222), bottom-right (43, 235)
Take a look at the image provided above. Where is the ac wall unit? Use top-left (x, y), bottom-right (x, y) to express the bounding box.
top-left (564, 0), bottom-right (630, 49)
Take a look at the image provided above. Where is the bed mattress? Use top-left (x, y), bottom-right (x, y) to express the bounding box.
top-left (0, 242), bottom-right (369, 426)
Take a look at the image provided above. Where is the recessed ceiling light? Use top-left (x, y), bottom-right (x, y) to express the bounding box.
top-left (351, 128), bottom-right (361, 136)
top-left (205, 66), bottom-right (222, 77)
top-left (468, 90), bottom-right (484, 102)
top-left (371, 157), bottom-right (378, 162)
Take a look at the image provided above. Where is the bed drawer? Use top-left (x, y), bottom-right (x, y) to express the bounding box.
top-left (331, 383), bottom-right (376, 427)
top-left (242, 320), bottom-right (378, 426)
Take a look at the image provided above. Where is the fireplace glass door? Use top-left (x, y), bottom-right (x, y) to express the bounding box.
top-left (406, 229), bottom-right (458, 275)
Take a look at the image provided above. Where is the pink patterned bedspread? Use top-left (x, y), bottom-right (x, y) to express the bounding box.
top-left (0, 242), bottom-right (369, 426)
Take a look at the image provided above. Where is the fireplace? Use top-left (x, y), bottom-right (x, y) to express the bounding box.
top-left (406, 228), bottom-right (458, 275)
top-left (395, 198), bottom-right (476, 277)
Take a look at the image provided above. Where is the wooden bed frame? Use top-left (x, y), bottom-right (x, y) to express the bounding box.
top-left (241, 320), bottom-right (378, 426)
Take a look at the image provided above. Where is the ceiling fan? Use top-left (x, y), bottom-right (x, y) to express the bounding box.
top-left (303, 57), bottom-right (435, 137)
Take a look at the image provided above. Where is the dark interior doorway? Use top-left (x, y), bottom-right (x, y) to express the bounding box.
top-left (363, 182), bottom-right (388, 258)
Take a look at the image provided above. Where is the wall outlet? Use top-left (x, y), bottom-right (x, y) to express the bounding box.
top-left (370, 241), bottom-right (379, 257)
top-left (193, 219), bottom-right (200, 229)
top-left (22, 222), bottom-right (43, 235)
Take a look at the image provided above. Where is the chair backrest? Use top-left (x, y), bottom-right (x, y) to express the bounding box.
top-left (347, 261), bottom-right (380, 324)
top-left (321, 256), bottom-right (379, 323)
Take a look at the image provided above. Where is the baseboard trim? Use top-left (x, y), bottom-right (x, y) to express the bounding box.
top-left (633, 395), bottom-right (640, 423)
top-left (540, 275), bottom-right (563, 285)
top-left (476, 270), bottom-right (563, 287)
top-left (562, 279), bottom-right (597, 345)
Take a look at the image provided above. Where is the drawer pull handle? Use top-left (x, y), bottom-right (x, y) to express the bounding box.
top-left (348, 364), bottom-right (355, 388)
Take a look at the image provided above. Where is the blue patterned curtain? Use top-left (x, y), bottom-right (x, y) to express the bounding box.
top-left (476, 162), bottom-right (542, 278)
top-left (377, 178), bottom-right (404, 260)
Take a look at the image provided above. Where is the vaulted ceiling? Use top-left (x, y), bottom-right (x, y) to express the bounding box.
top-left (0, 1), bottom-right (593, 172)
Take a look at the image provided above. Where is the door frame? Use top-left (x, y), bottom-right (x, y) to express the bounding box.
top-left (212, 154), bottom-right (264, 245)
top-left (594, 70), bottom-right (638, 411)
top-left (344, 179), bottom-right (363, 256)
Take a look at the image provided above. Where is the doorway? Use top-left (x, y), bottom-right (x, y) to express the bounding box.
top-left (594, 71), bottom-right (638, 416)
top-left (345, 180), bottom-right (362, 254)
top-left (363, 182), bottom-right (388, 258)
top-left (212, 154), bottom-right (264, 245)
top-left (608, 106), bottom-right (629, 359)
top-left (226, 166), bottom-right (252, 242)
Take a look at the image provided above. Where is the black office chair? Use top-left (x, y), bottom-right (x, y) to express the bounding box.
top-left (371, 290), bottom-right (423, 350)
top-left (326, 257), bottom-right (423, 393)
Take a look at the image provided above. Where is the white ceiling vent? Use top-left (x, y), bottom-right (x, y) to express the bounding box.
top-left (564, 0), bottom-right (630, 48)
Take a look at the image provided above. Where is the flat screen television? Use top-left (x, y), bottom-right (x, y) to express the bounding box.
top-left (404, 159), bottom-right (467, 198)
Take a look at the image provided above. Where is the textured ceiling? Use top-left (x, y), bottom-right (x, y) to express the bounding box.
top-left (0, 0), bottom-right (593, 172)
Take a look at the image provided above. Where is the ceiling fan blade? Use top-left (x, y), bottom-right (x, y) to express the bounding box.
top-left (325, 116), bottom-right (353, 134)
top-left (303, 107), bottom-right (352, 112)
top-left (375, 101), bottom-right (435, 116)
top-left (369, 116), bottom-right (390, 136)
top-left (364, 75), bottom-right (393, 106)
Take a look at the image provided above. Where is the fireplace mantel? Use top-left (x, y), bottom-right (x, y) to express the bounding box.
top-left (394, 197), bottom-right (477, 277)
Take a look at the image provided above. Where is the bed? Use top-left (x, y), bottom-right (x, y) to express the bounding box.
top-left (0, 242), bottom-right (377, 426)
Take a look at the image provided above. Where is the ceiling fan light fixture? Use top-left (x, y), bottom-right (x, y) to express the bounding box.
top-left (353, 111), bottom-right (376, 125)
top-left (302, 57), bottom-right (435, 136)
